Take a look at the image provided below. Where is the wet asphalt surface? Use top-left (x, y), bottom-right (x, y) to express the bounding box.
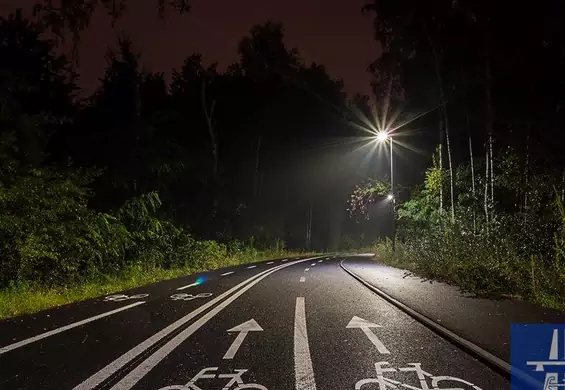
top-left (0, 255), bottom-right (508, 389)
top-left (342, 257), bottom-right (565, 362)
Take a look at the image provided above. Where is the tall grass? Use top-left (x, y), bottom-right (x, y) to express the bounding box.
top-left (0, 248), bottom-right (313, 320)
top-left (374, 218), bottom-right (565, 310)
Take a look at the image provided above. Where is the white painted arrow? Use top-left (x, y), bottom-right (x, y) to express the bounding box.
top-left (346, 316), bottom-right (390, 354)
top-left (223, 319), bottom-right (263, 359)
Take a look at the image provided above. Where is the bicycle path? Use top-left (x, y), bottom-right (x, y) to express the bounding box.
top-left (342, 256), bottom-right (565, 363)
top-left (0, 256), bottom-right (507, 389)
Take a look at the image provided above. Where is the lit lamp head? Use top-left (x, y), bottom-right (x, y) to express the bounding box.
top-left (375, 131), bottom-right (390, 143)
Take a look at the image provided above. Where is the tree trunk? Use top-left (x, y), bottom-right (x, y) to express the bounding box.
top-left (201, 80), bottom-right (218, 178)
top-left (484, 144), bottom-right (490, 233)
top-left (562, 168), bottom-right (565, 203)
top-left (253, 134), bottom-right (261, 197)
top-left (439, 119), bottom-right (444, 217)
top-left (467, 112), bottom-right (476, 232)
top-left (483, 32), bottom-right (495, 213)
top-left (524, 128), bottom-right (530, 218)
top-left (429, 32), bottom-right (455, 223)
top-left (305, 196), bottom-right (313, 250)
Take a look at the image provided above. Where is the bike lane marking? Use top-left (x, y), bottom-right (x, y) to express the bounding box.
top-left (100, 257), bottom-right (320, 390)
top-left (0, 301), bottom-right (145, 355)
top-left (73, 261), bottom-right (312, 390)
top-left (294, 297), bottom-right (317, 390)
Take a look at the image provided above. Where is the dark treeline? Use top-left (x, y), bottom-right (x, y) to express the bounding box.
top-left (0, 9), bottom-right (380, 288)
top-left (352, 0), bottom-right (565, 306)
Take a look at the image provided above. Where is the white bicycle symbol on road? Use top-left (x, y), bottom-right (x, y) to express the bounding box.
top-left (170, 293), bottom-right (213, 301)
top-left (104, 294), bottom-right (149, 302)
top-left (356, 362), bottom-right (482, 390)
top-left (158, 367), bottom-right (267, 390)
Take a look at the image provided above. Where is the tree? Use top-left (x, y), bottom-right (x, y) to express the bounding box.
top-left (31, 0), bottom-right (191, 55)
top-left (363, 0), bottom-right (457, 222)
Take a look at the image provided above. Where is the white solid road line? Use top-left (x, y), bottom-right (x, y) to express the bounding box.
top-left (247, 265), bottom-right (257, 269)
top-left (299, 277), bottom-right (306, 283)
top-left (220, 271), bottom-right (235, 276)
top-left (109, 258), bottom-right (318, 390)
top-left (294, 297), bottom-right (317, 390)
top-left (0, 301), bottom-right (146, 355)
top-left (73, 263), bottom-right (295, 390)
top-left (177, 282), bottom-right (199, 291)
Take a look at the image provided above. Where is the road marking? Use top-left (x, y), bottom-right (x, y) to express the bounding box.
top-left (281, 259), bottom-right (288, 262)
top-left (310, 263), bottom-right (316, 266)
top-left (170, 293), bottom-right (213, 301)
top-left (318, 260), bottom-right (322, 263)
top-left (177, 276), bottom-right (207, 291)
top-left (177, 282), bottom-right (199, 291)
top-left (305, 268), bottom-right (310, 272)
top-left (104, 294), bottom-right (148, 302)
top-left (267, 262), bottom-right (274, 264)
top-left (223, 319), bottom-right (263, 359)
top-left (346, 316), bottom-right (390, 354)
top-left (299, 277), bottom-right (306, 283)
top-left (247, 265), bottom-right (257, 269)
top-left (73, 264), bottom-right (296, 390)
top-left (221, 271), bottom-right (235, 276)
top-left (102, 258), bottom-right (319, 390)
top-left (294, 297), bottom-right (317, 390)
top-left (0, 301), bottom-right (145, 355)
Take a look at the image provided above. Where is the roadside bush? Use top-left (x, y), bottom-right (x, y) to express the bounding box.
top-left (0, 167), bottom-right (109, 286)
top-left (376, 215), bottom-right (565, 308)
top-left (185, 240), bottom-right (228, 269)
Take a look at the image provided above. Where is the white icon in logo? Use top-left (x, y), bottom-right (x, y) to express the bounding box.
top-left (526, 329), bottom-right (565, 389)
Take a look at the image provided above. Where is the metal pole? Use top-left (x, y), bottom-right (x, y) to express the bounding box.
top-left (390, 139), bottom-right (396, 251)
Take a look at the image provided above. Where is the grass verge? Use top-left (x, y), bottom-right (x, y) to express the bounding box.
top-left (373, 239), bottom-right (565, 311)
top-left (0, 249), bottom-right (316, 320)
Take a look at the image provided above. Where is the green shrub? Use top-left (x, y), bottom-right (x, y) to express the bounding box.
top-left (186, 240), bottom-right (228, 269)
top-left (0, 167), bottom-right (111, 286)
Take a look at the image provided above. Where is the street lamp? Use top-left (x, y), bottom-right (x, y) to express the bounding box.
top-left (375, 131), bottom-right (396, 250)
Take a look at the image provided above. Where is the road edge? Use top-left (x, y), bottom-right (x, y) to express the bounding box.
top-left (339, 259), bottom-right (512, 375)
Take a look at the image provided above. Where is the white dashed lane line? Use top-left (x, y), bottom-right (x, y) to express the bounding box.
top-left (305, 268), bottom-right (310, 272)
top-left (299, 277), bottom-right (306, 283)
top-left (221, 271), bottom-right (235, 277)
top-left (247, 265), bottom-right (257, 269)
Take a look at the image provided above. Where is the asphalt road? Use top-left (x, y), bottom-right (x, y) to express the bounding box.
top-left (0, 255), bottom-right (509, 390)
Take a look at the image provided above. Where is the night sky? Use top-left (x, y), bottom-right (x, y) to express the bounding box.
top-left (4, 0), bottom-right (380, 97)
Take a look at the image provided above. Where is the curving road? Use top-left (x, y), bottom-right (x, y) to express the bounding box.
top-left (0, 255), bottom-right (508, 389)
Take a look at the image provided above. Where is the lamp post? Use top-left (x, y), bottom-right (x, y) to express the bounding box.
top-left (376, 131), bottom-right (395, 250)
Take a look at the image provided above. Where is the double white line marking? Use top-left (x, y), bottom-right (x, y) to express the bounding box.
top-left (74, 257), bottom-right (319, 390)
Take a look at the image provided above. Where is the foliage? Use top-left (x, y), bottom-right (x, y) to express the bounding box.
top-left (0, 247), bottom-right (312, 319)
top-left (348, 178), bottom-right (390, 218)
top-left (371, 148), bottom-right (565, 309)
